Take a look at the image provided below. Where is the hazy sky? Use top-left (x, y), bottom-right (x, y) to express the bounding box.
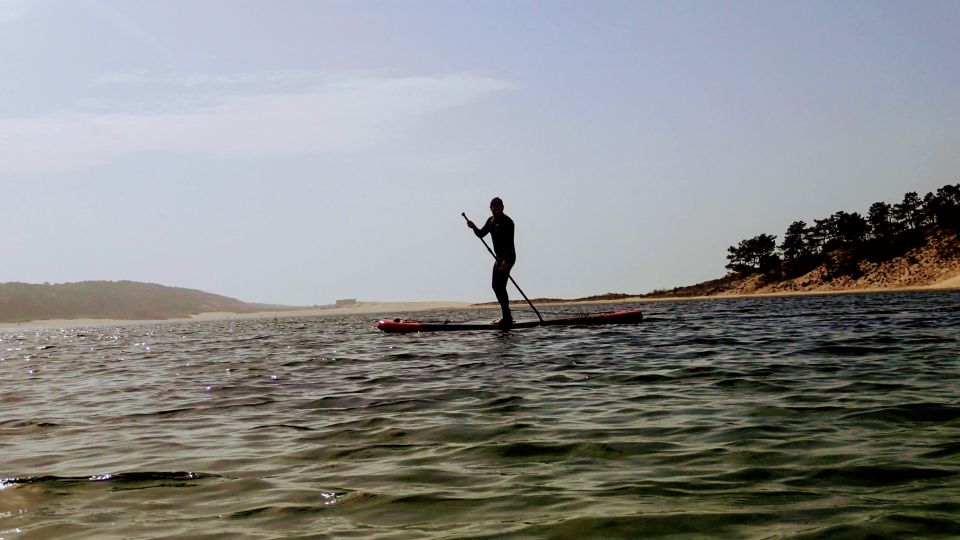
top-left (3, 0), bottom-right (958, 305)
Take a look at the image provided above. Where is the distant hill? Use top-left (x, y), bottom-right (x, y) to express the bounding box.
top-left (0, 281), bottom-right (273, 323)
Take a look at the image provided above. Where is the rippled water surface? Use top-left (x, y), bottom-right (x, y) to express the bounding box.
top-left (2, 292), bottom-right (958, 539)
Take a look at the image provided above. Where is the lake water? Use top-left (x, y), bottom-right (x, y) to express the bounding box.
top-left (1, 292), bottom-right (958, 539)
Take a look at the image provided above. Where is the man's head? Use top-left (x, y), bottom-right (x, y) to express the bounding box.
top-left (490, 197), bottom-right (504, 216)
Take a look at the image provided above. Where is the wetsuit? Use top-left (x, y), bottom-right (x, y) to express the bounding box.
top-left (475, 214), bottom-right (516, 322)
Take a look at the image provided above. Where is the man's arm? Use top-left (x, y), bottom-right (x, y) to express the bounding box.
top-left (471, 216), bottom-right (494, 238)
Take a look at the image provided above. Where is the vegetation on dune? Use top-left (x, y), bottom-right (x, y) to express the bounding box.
top-left (723, 183), bottom-right (959, 283)
top-left (0, 281), bottom-right (261, 323)
top-left (646, 182), bottom-right (960, 298)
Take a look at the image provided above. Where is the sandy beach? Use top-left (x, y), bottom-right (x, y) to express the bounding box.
top-left (509, 271), bottom-right (960, 308)
top-left (0, 301), bottom-right (472, 330)
top-left (929, 273), bottom-right (960, 289)
top-left (626, 273), bottom-right (960, 304)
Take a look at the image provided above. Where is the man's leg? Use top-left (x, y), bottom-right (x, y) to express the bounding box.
top-left (492, 262), bottom-right (512, 324)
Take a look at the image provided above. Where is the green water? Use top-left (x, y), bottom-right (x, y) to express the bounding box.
top-left (2, 292), bottom-right (958, 538)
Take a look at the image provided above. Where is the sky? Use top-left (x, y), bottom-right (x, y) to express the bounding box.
top-left (2, 0), bottom-right (958, 305)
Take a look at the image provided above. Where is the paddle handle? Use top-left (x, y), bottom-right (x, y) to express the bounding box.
top-left (462, 212), bottom-right (544, 322)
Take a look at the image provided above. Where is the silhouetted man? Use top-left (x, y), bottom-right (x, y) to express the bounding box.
top-left (466, 197), bottom-right (516, 325)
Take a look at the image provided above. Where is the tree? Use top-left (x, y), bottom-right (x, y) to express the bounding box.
top-left (780, 221), bottom-right (817, 276)
top-left (893, 191), bottom-right (923, 230)
top-left (809, 215), bottom-right (839, 254)
top-left (926, 183), bottom-right (960, 228)
top-left (834, 211), bottom-right (868, 245)
top-left (922, 192), bottom-right (937, 228)
top-left (868, 201), bottom-right (896, 240)
top-left (726, 233), bottom-right (780, 276)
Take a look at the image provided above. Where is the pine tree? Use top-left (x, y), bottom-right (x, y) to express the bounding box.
top-left (726, 234), bottom-right (780, 276)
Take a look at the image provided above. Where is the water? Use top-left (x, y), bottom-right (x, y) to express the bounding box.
top-left (1, 292), bottom-right (958, 539)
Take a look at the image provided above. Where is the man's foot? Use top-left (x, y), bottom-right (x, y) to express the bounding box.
top-left (493, 317), bottom-right (513, 327)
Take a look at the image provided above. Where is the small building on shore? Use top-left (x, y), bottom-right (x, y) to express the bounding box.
top-left (335, 298), bottom-right (357, 307)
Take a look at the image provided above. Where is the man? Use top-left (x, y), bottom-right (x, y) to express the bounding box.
top-left (466, 197), bottom-right (516, 326)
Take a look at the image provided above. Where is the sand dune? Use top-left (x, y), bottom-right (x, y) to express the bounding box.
top-left (929, 273), bottom-right (960, 289)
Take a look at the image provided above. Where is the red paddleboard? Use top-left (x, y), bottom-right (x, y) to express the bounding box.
top-left (377, 308), bottom-right (643, 333)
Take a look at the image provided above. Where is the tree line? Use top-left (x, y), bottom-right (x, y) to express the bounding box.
top-left (725, 183), bottom-right (960, 280)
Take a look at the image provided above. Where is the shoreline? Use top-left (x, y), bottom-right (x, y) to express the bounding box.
top-left (544, 281), bottom-right (959, 306)
top-left (2, 282), bottom-right (957, 330)
top-left (0, 301), bottom-right (471, 330)
top-left (632, 283), bottom-right (958, 304)
top-left (479, 279), bottom-right (957, 308)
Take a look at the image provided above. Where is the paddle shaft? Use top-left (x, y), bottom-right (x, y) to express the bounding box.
top-left (462, 212), bottom-right (544, 322)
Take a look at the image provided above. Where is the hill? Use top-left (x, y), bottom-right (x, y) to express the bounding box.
top-left (0, 281), bottom-right (271, 323)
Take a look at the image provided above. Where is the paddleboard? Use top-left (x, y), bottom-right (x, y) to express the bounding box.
top-left (377, 308), bottom-right (642, 333)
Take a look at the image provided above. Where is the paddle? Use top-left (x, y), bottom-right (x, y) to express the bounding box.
top-left (462, 212), bottom-right (544, 323)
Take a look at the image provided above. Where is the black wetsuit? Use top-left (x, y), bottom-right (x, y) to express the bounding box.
top-left (475, 214), bottom-right (516, 322)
